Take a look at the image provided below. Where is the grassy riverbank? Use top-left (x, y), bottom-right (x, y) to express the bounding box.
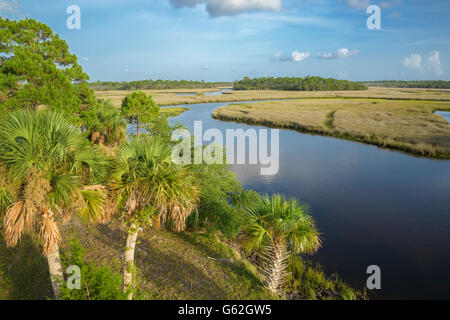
top-left (96, 87), bottom-right (450, 107)
top-left (212, 99), bottom-right (450, 159)
top-left (160, 107), bottom-right (190, 117)
top-left (0, 218), bottom-right (363, 300)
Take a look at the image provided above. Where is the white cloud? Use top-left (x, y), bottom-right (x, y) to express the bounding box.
top-left (380, 0), bottom-right (403, 9)
top-left (0, 0), bottom-right (20, 14)
top-left (318, 48), bottom-right (359, 59)
top-left (291, 51), bottom-right (310, 62)
top-left (169, 0), bottom-right (282, 17)
top-left (402, 51), bottom-right (443, 76)
top-left (346, 0), bottom-right (402, 10)
top-left (271, 51), bottom-right (284, 62)
top-left (346, 0), bottom-right (369, 10)
top-left (271, 50), bottom-right (310, 62)
top-left (81, 57), bottom-right (89, 62)
top-left (336, 48), bottom-right (359, 59)
top-left (275, 48), bottom-right (358, 62)
top-left (427, 51), bottom-right (443, 76)
top-left (402, 54), bottom-right (422, 69)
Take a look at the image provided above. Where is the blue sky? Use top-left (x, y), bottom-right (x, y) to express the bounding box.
top-left (1, 0), bottom-right (449, 82)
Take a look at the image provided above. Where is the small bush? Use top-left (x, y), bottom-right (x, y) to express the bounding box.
top-left (186, 164), bottom-right (255, 238)
top-left (285, 257), bottom-right (366, 300)
top-left (59, 239), bottom-right (127, 300)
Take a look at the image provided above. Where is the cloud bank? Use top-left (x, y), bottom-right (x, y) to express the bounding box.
top-left (169, 0), bottom-right (282, 17)
top-left (273, 48), bottom-right (359, 62)
top-left (402, 54), bottom-right (422, 69)
top-left (402, 51), bottom-right (443, 76)
top-left (318, 48), bottom-right (359, 59)
top-left (0, 0), bottom-right (20, 14)
top-left (346, 0), bottom-right (370, 10)
top-left (272, 51), bottom-right (310, 62)
top-left (346, 0), bottom-right (402, 10)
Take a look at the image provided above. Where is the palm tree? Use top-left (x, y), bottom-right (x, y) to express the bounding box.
top-left (0, 110), bottom-right (111, 299)
top-left (81, 99), bottom-right (127, 146)
top-left (110, 136), bottom-right (199, 300)
top-left (239, 194), bottom-right (321, 296)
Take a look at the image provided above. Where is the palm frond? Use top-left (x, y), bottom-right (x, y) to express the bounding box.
top-left (39, 212), bottom-right (62, 256)
top-left (47, 173), bottom-right (78, 208)
top-left (3, 201), bottom-right (26, 248)
top-left (0, 110), bottom-right (112, 256)
top-left (79, 187), bottom-right (106, 223)
top-left (72, 147), bottom-right (112, 184)
top-left (242, 194), bottom-right (321, 255)
top-left (110, 136), bottom-right (200, 231)
top-left (0, 188), bottom-right (13, 213)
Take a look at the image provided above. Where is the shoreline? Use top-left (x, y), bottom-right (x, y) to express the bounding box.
top-left (212, 99), bottom-right (450, 160)
top-left (95, 87), bottom-right (450, 108)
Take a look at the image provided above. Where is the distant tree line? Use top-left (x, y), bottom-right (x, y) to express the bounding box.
top-left (233, 76), bottom-right (367, 91)
top-left (364, 80), bottom-right (450, 89)
top-left (89, 80), bottom-right (233, 91)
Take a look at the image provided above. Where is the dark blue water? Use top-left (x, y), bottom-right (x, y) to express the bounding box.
top-left (159, 101), bottom-right (450, 299)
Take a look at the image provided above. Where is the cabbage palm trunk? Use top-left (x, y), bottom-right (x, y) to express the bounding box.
top-left (47, 244), bottom-right (64, 299)
top-left (264, 237), bottom-right (289, 295)
top-left (123, 224), bottom-right (140, 300)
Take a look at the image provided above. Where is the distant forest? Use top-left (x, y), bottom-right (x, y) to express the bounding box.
top-left (233, 76), bottom-right (367, 91)
top-left (364, 80), bottom-right (450, 89)
top-left (89, 80), bottom-right (233, 91)
top-left (89, 78), bottom-right (450, 91)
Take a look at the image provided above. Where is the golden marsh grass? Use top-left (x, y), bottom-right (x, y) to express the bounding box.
top-left (96, 87), bottom-right (450, 107)
top-left (212, 98), bottom-right (450, 159)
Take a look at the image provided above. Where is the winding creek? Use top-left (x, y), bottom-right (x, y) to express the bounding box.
top-left (133, 100), bottom-right (450, 299)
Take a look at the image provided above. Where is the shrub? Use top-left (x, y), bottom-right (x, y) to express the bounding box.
top-left (59, 239), bottom-right (127, 300)
top-left (285, 256), bottom-right (366, 300)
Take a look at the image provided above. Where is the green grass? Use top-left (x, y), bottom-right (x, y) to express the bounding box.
top-left (161, 107), bottom-right (190, 117)
top-left (0, 216), bottom-right (364, 300)
top-left (286, 257), bottom-right (366, 300)
top-left (213, 98), bottom-right (450, 159)
top-left (324, 110), bottom-right (336, 129)
top-left (0, 218), bottom-right (274, 300)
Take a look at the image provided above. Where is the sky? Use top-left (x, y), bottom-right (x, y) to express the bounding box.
top-left (1, 0), bottom-right (449, 82)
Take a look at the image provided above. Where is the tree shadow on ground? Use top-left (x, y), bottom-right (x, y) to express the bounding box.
top-left (74, 223), bottom-right (230, 299)
top-left (174, 232), bottom-right (269, 297)
top-left (0, 234), bottom-right (52, 300)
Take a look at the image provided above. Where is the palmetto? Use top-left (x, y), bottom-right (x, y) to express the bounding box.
top-left (82, 99), bottom-right (127, 146)
top-left (110, 136), bottom-right (199, 299)
top-left (0, 110), bottom-right (110, 298)
top-left (239, 194), bottom-right (321, 296)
